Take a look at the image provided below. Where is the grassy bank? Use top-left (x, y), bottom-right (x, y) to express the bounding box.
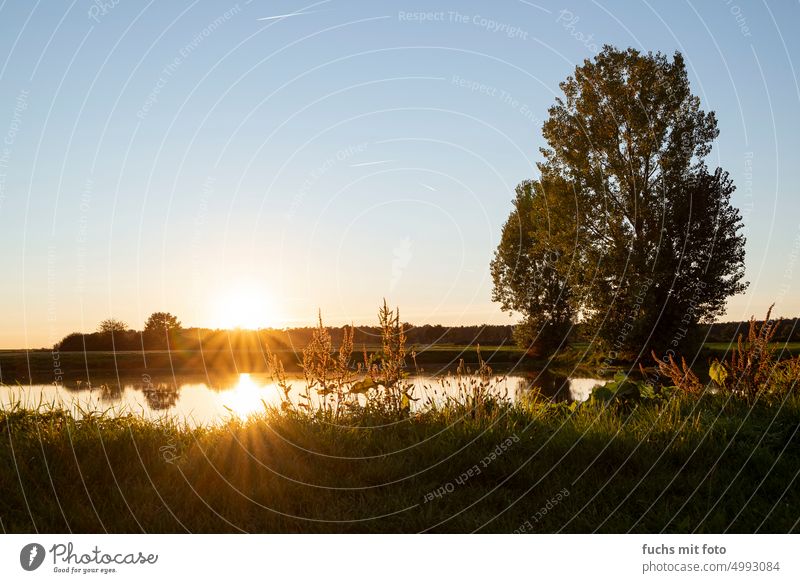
top-left (2, 391), bottom-right (798, 533)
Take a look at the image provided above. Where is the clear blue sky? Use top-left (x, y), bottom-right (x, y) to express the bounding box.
top-left (1, 0), bottom-right (799, 348)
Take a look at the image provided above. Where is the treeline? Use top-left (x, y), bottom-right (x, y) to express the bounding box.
top-left (54, 318), bottom-right (800, 353)
top-left (700, 318), bottom-right (800, 344)
top-left (55, 323), bottom-right (516, 352)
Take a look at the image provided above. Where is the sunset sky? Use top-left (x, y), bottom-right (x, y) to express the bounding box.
top-left (1, 0), bottom-right (799, 348)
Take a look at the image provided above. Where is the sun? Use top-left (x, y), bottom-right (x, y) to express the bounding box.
top-left (213, 285), bottom-right (277, 330)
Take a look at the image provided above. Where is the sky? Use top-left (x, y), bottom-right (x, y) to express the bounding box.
top-left (1, 0), bottom-right (799, 348)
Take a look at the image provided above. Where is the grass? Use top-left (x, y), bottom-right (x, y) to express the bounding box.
top-left (2, 390), bottom-right (799, 533)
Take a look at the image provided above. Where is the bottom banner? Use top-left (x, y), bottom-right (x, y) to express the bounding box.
top-left (0, 535), bottom-right (796, 582)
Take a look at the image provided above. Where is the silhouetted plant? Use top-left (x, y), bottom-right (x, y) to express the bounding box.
top-left (265, 301), bottom-right (416, 420)
top-left (364, 300), bottom-right (413, 415)
top-left (299, 312), bottom-right (354, 419)
top-left (654, 352), bottom-right (704, 395)
top-left (265, 346), bottom-right (293, 412)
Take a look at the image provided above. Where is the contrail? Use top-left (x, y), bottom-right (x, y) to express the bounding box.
top-left (350, 160), bottom-right (393, 167)
top-left (257, 10), bottom-right (324, 21)
top-left (420, 183), bottom-right (437, 191)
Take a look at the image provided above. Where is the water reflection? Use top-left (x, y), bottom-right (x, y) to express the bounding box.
top-left (142, 382), bottom-right (180, 410)
top-left (1, 372), bottom-right (605, 426)
top-left (220, 373), bottom-right (267, 418)
top-left (513, 371), bottom-right (600, 403)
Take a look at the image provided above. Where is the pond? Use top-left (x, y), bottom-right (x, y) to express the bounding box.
top-left (0, 371), bottom-right (606, 426)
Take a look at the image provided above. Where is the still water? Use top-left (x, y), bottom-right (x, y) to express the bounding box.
top-left (1, 372), bottom-right (605, 426)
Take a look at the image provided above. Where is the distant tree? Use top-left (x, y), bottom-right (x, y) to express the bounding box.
top-left (144, 312), bottom-right (181, 334)
top-left (493, 46), bottom-right (747, 359)
top-left (97, 318), bottom-right (128, 334)
top-left (143, 312), bottom-right (182, 349)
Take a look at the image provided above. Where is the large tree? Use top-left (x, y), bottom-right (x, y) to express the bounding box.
top-left (494, 46), bottom-right (747, 359)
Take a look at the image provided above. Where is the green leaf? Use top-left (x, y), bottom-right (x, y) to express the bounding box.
top-left (638, 382), bottom-right (656, 400)
top-left (709, 360), bottom-right (728, 386)
top-left (591, 385), bottom-right (615, 402)
top-left (349, 379), bottom-right (377, 394)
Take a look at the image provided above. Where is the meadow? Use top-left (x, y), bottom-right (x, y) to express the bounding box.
top-left (2, 308), bottom-right (799, 534)
top-left (2, 390), bottom-right (798, 533)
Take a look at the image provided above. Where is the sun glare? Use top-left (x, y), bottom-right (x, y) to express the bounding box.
top-left (222, 373), bottom-right (264, 418)
top-left (214, 285), bottom-right (276, 330)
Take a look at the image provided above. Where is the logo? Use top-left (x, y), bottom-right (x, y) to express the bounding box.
top-left (20, 543), bottom-right (46, 571)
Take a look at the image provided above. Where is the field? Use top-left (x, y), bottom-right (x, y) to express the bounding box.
top-left (2, 390), bottom-right (798, 533)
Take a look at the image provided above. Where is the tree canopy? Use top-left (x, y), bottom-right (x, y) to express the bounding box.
top-left (492, 45), bottom-right (747, 358)
top-left (97, 318), bottom-right (128, 334)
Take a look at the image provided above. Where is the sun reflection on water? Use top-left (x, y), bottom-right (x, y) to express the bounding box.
top-left (221, 373), bottom-right (269, 418)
